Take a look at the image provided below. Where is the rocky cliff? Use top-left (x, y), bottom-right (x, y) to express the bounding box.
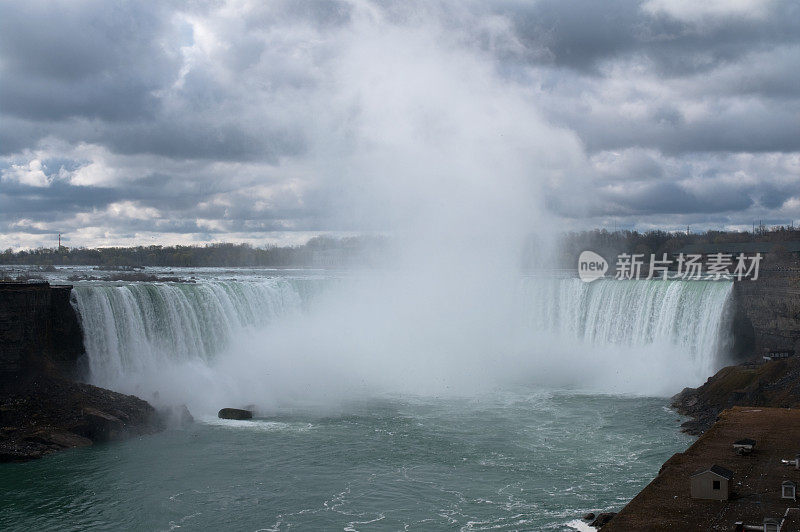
top-left (731, 271), bottom-right (800, 357)
top-left (0, 282), bottom-right (163, 462)
top-left (0, 282), bottom-right (84, 378)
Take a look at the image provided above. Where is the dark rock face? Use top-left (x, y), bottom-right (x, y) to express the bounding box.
top-left (582, 512), bottom-right (596, 521)
top-left (0, 282), bottom-right (84, 379)
top-left (731, 272), bottom-right (800, 357)
top-left (0, 282), bottom-right (164, 462)
top-left (590, 512), bottom-right (616, 528)
top-left (218, 408), bottom-right (253, 420)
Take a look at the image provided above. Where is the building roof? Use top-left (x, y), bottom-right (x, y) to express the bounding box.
top-left (691, 465), bottom-right (734, 479)
top-left (734, 438), bottom-right (756, 446)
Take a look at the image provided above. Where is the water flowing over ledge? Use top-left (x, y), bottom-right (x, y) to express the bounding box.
top-left (72, 280), bottom-right (307, 387)
top-left (71, 276), bottom-right (733, 405)
top-left (522, 278), bottom-right (733, 380)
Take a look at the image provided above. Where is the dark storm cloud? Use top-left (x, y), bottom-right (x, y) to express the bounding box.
top-left (0, 181), bottom-right (120, 220)
top-left (0, 0), bottom-right (798, 247)
top-left (496, 0), bottom-right (800, 75)
top-left (603, 181), bottom-right (754, 215)
top-left (0, 0), bottom-right (181, 122)
top-left (570, 99), bottom-right (800, 154)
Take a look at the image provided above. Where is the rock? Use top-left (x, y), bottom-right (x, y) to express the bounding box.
top-left (0, 283), bottom-right (84, 379)
top-left (76, 407), bottom-right (125, 440)
top-left (159, 404), bottom-right (194, 427)
top-left (582, 512), bottom-right (596, 521)
top-left (23, 429), bottom-right (93, 449)
top-left (176, 404), bottom-right (194, 425)
top-left (671, 357), bottom-right (800, 435)
top-left (0, 375), bottom-right (163, 462)
top-left (218, 408), bottom-right (252, 420)
top-left (590, 512), bottom-right (616, 528)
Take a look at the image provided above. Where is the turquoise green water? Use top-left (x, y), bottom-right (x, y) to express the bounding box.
top-left (1, 390), bottom-right (692, 531)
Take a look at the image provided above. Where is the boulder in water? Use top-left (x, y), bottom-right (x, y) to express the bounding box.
top-left (218, 408), bottom-right (252, 420)
top-left (582, 512), bottom-right (596, 521)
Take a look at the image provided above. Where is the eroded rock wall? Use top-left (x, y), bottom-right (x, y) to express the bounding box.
top-left (732, 272), bottom-right (800, 355)
top-left (0, 282), bottom-right (84, 380)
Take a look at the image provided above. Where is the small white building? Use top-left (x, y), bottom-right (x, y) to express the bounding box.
top-left (782, 480), bottom-right (797, 501)
top-left (690, 465), bottom-right (734, 500)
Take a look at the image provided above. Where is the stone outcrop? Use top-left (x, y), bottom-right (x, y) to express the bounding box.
top-left (1, 375), bottom-right (163, 462)
top-left (672, 357), bottom-right (800, 435)
top-left (0, 282), bottom-right (163, 462)
top-left (218, 408), bottom-right (253, 420)
top-left (590, 512), bottom-right (616, 528)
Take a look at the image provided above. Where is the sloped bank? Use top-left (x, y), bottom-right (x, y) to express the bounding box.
top-left (672, 356), bottom-right (800, 435)
top-left (0, 282), bottom-right (163, 462)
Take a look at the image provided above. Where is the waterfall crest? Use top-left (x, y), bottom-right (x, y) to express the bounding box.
top-left (72, 280), bottom-right (305, 388)
top-left (521, 277), bottom-right (733, 379)
top-left (71, 276), bottom-right (734, 406)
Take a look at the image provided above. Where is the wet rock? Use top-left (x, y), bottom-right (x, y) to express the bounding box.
top-left (176, 404), bottom-right (194, 425)
top-left (582, 512), bottom-right (596, 521)
top-left (1, 375), bottom-right (163, 462)
top-left (24, 429), bottom-right (93, 449)
top-left (590, 512), bottom-right (616, 528)
top-left (77, 407), bottom-right (125, 440)
top-left (159, 404), bottom-right (194, 427)
top-left (218, 408), bottom-right (252, 420)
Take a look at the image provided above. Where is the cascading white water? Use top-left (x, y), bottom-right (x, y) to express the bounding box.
top-left (71, 275), bottom-right (734, 409)
top-left (72, 279), bottom-right (305, 393)
top-left (521, 277), bottom-right (733, 380)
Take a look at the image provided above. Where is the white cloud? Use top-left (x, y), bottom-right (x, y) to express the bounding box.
top-left (3, 159), bottom-right (50, 187)
top-left (642, 0), bottom-right (773, 23)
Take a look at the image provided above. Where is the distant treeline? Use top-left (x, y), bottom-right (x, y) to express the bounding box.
top-left (553, 225), bottom-right (800, 268)
top-left (0, 236), bottom-right (388, 268)
top-left (3, 227), bottom-right (799, 269)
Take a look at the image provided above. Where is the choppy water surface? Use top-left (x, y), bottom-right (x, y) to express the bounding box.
top-left (1, 391), bottom-right (690, 531)
top-left (1, 267), bottom-right (715, 530)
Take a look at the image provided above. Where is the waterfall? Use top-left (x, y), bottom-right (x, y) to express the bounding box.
top-left (521, 277), bottom-right (734, 380)
top-left (71, 279), bottom-right (306, 391)
top-left (70, 275), bottom-right (734, 406)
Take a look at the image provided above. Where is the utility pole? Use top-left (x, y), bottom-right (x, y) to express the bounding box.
top-left (687, 225), bottom-right (690, 236)
top-left (58, 233), bottom-right (61, 249)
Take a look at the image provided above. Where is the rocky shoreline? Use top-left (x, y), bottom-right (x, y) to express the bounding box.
top-left (582, 357), bottom-right (800, 529)
top-left (0, 375), bottom-right (163, 462)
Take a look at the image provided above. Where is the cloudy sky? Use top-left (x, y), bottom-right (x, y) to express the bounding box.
top-left (1, 0), bottom-right (798, 250)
